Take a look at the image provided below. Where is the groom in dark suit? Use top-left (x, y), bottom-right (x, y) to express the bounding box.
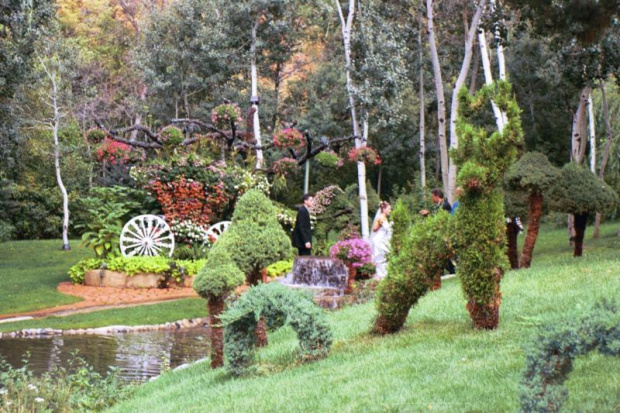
top-left (292, 193), bottom-right (313, 256)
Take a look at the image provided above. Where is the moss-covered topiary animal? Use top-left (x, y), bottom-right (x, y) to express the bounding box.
top-left (452, 80), bottom-right (523, 329)
top-left (548, 163), bottom-right (618, 257)
top-left (221, 283), bottom-right (333, 376)
top-left (373, 211), bottom-right (454, 334)
top-left (520, 300), bottom-right (620, 412)
top-left (193, 248), bottom-right (245, 368)
top-left (505, 152), bottom-right (560, 268)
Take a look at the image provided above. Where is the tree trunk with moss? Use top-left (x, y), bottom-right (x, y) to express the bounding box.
top-left (573, 213), bottom-right (588, 257)
top-left (208, 297), bottom-right (225, 368)
top-left (520, 191), bottom-right (543, 268)
top-left (506, 220), bottom-right (520, 269)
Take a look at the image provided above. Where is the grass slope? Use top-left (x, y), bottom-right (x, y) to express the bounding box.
top-left (109, 223), bottom-right (620, 413)
top-left (0, 240), bottom-right (90, 314)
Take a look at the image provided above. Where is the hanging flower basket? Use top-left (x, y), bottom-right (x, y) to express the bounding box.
top-left (347, 147), bottom-right (382, 166)
top-left (159, 125), bottom-right (185, 147)
top-left (86, 128), bottom-right (107, 145)
top-left (97, 138), bottom-right (144, 165)
top-left (315, 150), bottom-right (343, 168)
top-left (211, 103), bottom-right (242, 127)
top-left (273, 128), bottom-right (305, 151)
top-left (272, 157), bottom-right (299, 176)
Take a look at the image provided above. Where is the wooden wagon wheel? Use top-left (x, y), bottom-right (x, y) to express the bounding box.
top-left (205, 221), bottom-right (232, 242)
top-left (120, 215), bottom-right (175, 257)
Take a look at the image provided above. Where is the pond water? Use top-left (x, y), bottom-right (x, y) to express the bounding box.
top-left (0, 328), bottom-right (211, 382)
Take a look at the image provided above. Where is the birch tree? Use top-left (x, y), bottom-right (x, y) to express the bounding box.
top-left (37, 52), bottom-right (71, 250)
top-left (334, 0), bottom-right (370, 238)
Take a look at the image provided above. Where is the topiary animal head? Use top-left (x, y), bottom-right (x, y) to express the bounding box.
top-left (193, 248), bottom-right (244, 300)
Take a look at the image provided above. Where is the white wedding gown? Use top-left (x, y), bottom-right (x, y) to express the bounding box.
top-left (370, 219), bottom-right (392, 279)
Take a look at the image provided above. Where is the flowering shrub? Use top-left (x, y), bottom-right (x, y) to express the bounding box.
top-left (97, 138), bottom-right (144, 165)
top-left (150, 176), bottom-right (212, 227)
top-left (160, 125), bottom-right (185, 147)
top-left (314, 150), bottom-right (343, 168)
top-left (329, 237), bottom-right (372, 268)
top-left (273, 128), bottom-right (305, 151)
top-left (348, 147), bottom-right (381, 165)
top-left (171, 219), bottom-right (210, 245)
top-left (276, 208), bottom-right (297, 232)
top-left (309, 185), bottom-right (343, 215)
top-left (211, 103), bottom-right (242, 127)
top-left (272, 157), bottom-right (299, 176)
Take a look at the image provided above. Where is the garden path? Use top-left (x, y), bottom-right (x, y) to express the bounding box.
top-left (0, 282), bottom-right (198, 323)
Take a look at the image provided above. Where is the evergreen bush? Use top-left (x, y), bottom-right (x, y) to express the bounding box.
top-left (373, 211), bottom-right (454, 334)
top-left (548, 163), bottom-right (618, 257)
top-left (505, 152), bottom-right (560, 268)
top-left (193, 248), bottom-right (244, 368)
top-left (520, 300), bottom-right (620, 412)
top-left (212, 189), bottom-right (293, 285)
top-left (389, 197), bottom-right (414, 256)
top-left (221, 283), bottom-right (333, 376)
top-left (452, 81), bottom-right (524, 329)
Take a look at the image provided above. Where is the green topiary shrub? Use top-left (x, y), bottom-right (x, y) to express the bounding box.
top-left (221, 282), bottom-right (333, 376)
top-left (212, 189), bottom-right (293, 285)
top-left (452, 80), bottom-right (523, 329)
top-left (193, 248), bottom-right (244, 368)
top-left (373, 211), bottom-right (454, 334)
top-left (548, 163), bottom-right (618, 257)
top-left (503, 189), bottom-right (529, 269)
top-left (159, 125), bottom-right (185, 148)
top-left (505, 152), bottom-right (560, 268)
top-left (389, 197), bottom-right (414, 256)
top-left (520, 300), bottom-right (620, 412)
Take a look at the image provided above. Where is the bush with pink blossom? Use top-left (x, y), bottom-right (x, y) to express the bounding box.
top-left (329, 237), bottom-right (373, 269)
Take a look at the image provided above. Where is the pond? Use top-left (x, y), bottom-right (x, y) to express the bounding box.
top-left (0, 328), bottom-right (211, 382)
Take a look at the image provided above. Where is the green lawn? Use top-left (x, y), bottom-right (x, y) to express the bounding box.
top-left (0, 240), bottom-right (90, 314)
top-left (107, 222), bottom-right (620, 412)
top-left (0, 298), bottom-right (206, 332)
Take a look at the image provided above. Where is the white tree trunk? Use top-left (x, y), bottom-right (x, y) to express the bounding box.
top-left (595, 81), bottom-right (614, 238)
top-left (418, 14), bottom-right (426, 190)
top-left (447, 0), bottom-right (485, 202)
top-left (426, 0), bottom-right (449, 195)
top-left (478, 29), bottom-right (505, 132)
top-left (42, 61), bottom-right (71, 251)
top-left (335, 0), bottom-right (369, 238)
top-left (588, 92), bottom-right (596, 173)
top-left (250, 16), bottom-right (264, 169)
top-left (571, 86), bottom-right (591, 164)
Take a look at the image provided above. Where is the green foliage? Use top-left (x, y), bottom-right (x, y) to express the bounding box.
top-left (389, 197), bottom-right (414, 256)
top-left (172, 244), bottom-right (210, 260)
top-left (505, 152), bottom-right (561, 193)
top-left (0, 220), bottom-right (15, 242)
top-left (520, 300), bottom-right (620, 412)
top-left (160, 125), bottom-right (185, 147)
top-left (86, 128), bottom-right (107, 145)
top-left (68, 258), bottom-right (104, 284)
top-left (193, 249), bottom-right (244, 300)
top-left (77, 187), bottom-right (144, 258)
top-left (221, 283), bottom-right (332, 376)
top-left (0, 354), bottom-right (134, 412)
top-left (548, 162), bottom-right (619, 215)
top-left (452, 81), bottom-right (524, 326)
top-left (213, 190), bottom-right (293, 281)
top-left (68, 256), bottom-right (206, 284)
top-left (313, 151), bottom-right (341, 168)
top-left (374, 211), bottom-right (454, 334)
top-left (0, 177), bottom-right (63, 239)
top-left (266, 260), bottom-right (293, 278)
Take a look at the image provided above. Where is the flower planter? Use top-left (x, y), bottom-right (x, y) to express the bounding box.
top-left (83, 270), bottom-right (188, 289)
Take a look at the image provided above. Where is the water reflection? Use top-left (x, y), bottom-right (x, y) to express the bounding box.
top-left (0, 328), bottom-right (211, 382)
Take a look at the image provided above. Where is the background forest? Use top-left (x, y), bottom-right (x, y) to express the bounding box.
top-left (1, 0), bottom-right (619, 242)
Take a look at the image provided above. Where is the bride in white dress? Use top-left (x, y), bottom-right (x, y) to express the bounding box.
top-left (370, 201), bottom-right (392, 279)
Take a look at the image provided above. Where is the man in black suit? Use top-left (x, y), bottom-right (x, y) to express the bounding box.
top-left (420, 188), bottom-right (452, 216)
top-left (292, 193), bottom-right (313, 256)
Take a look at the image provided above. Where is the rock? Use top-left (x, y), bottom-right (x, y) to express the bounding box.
top-left (100, 270), bottom-right (127, 288)
top-left (84, 270), bottom-right (102, 287)
top-left (125, 273), bottom-right (163, 289)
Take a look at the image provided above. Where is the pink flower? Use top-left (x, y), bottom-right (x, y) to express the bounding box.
top-left (330, 238), bottom-right (372, 268)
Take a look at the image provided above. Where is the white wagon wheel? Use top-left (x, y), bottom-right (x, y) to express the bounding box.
top-left (120, 215), bottom-right (175, 257)
top-left (205, 221), bottom-right (232, 243)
